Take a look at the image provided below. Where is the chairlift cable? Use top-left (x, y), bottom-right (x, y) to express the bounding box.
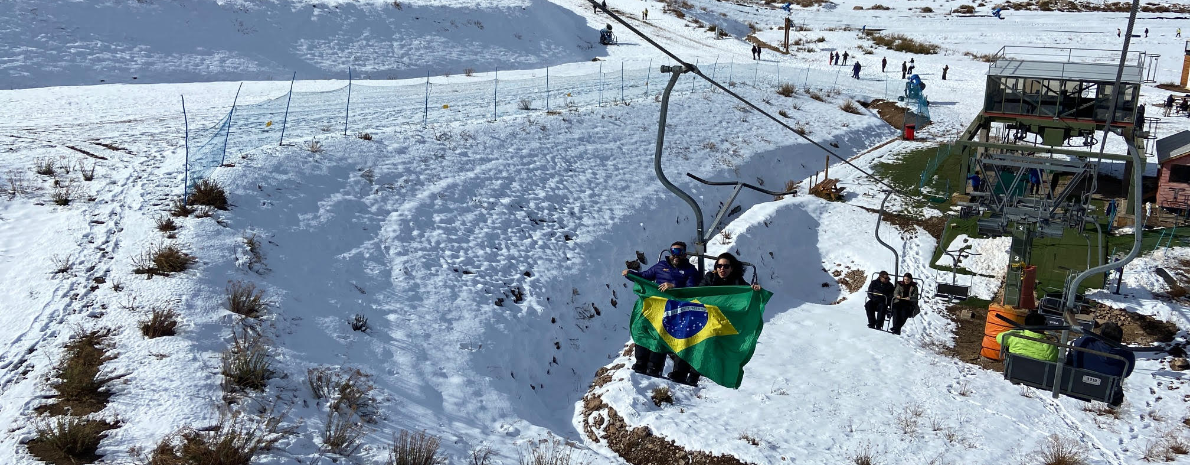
top-left (589, 0), bottom-right (915, 201)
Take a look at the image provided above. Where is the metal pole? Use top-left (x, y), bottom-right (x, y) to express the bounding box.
top-left (754, 62), bottom-right (759, 86)
top-left (728, 57), bottom-right (733, 84)
top-left (182, 95), bottom-right (189, 205)
top-left (546, 67), bottom-right (550, 112)
top-left (599, 61), bottom-right (603, 107)
top-left (691, 58), bottom-right (699, 93)
top-left (711, 55), bottom-right (719, 82)
top-left (621, 61), bottom-right (625, 103)
top-left (221, 82), bottom-right (243, 166)
top-left (804, 65), bottom-right (810, 88)
top-left (645, 59), bottom-right (652, 97)
top-left (776, 63), bottom-right (780, 84)
top-left (493, 66), bottom-right (498, 121)
top-left (279, 72), bottom-right (296, 146)
top-left (344, 67), bottom-right (352, 136)
top-left (654, 65), bottom-right (706, 275)
top-left (875, 192), bottom-right (900, 278)
top-left (423, 72), bottom-right (429, 127)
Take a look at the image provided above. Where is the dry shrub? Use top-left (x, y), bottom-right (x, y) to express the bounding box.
top-left (188, 179), bottom-right (229, 210)
top-left (866, 32), bottom-right (941, 54)
top-left (1036, 435), bottom-right (1088, 465)
top-left (519, 437), bottom-right (586, 465)
top-left (920, 6), bottom-right (934, 12)
top-left (51, 181), bottom-right (74, 206)
top-left (356, 132), bottom-right (373, 141)
top-left (387, 430), bottom-right (445, 465)
top-left (322, 408), bottom-right (366, 456)
top-left (840, 99), bottom-right (863, 114)
top-left (650, 386), bottom-right (673, 406)
top-left (349, 314), bottom-right (369, 332)
top-left (850, 443), bottom-right (877, 465)
top-left (34, 158), bottom-right (56, 176)
top-left (869, 3), bottom-right (891, 10)
top-left (147, 413), bottom-right (284, 465)
top-left (738, 432), bottom-right (760, 446)
top-left (464, 68), bottom-right (475, 77)
top-left (132, 243), bottom-right (195, 276)
top-left (964, 51), bottom-right (997, 63)
top-left (470, 446), bottom-right (495, 465)
top-left (140, 308), bottom-right (179, 338)
top-left (156, 215), bottom-right (178, 233)
top-left (793, 124), bottom-right (809, 136)
top-left (778, 109), bottom-right (791, 118)
top-left (169, 198), bottom-right (194, 217)
top-left (809, 91), bottom-right (825, 102)
top-left (776, 83), bottom-right (797, 97)
top-left (953, 4), bottom-right (975, 14)
top-left (41, 328), bottom-right (116, 416)
top-left (27, 416), bottom-right (117, 465)
top-left (226, 281), bottom-right (268, 318)
top-left (221, 328), bottom-right (273, 392)
top-left (79, 160), bottom-right (96, 181)
top-left (307, 367), bottom-right (375, 416)
top-left (518, 98), bottom-right (533, 111)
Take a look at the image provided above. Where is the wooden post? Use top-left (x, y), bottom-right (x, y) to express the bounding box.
top-left (1183, 41), bottom-right (1190, 87)
top-left (784, 18), bottom-right (791, 53)
top-left (824, 154), bottom-right (830, 180)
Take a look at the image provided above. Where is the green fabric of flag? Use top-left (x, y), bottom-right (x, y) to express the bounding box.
top-left (626, 273), bottom-right (772, 389)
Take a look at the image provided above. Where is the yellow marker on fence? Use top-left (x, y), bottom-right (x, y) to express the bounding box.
top-left (566, 93), bottom-right (572, 97)
top-left (443, 104), bottom-right (450, 109)
top-left (266, 121), bottom-right (273, 127)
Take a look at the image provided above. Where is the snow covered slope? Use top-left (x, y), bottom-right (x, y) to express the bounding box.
top-left (1, 0), bottom-right (597, 89)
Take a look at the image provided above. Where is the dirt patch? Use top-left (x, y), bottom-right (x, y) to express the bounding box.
top-left (586, 400), bottom-right (754, 465)
top-left (590, 363), bottom-right (623, 390)
top-left (857, 206), bottom-right (947, 241)
top-left (834, 269), bottom-right (868, 294)
top-left (942, 303), bottom-right (1005, 372)
top-left (865, 99), bottom-right (931, 132)
top-left (1088, 304), bottom-right (1180, 346)
top-left (1158, 84), bottom-right (1190, 94)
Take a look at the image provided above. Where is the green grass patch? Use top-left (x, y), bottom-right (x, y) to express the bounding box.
top-left (1106, 227), bottom-right (1190, 256)
top-left (1031, 228), bottom-right (1107, 294)
top-left (874, 145), bottom-right (964, 212)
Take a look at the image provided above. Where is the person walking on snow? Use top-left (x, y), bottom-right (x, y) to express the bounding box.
top-left (852, 61), bottom-right (861, 79)
top-left (881, 57), bottom-right (887, 73)
top-left (1145, 27), bottom-right (1149, 38)
top-left (842, 51), bottom-right (849, 65)
top-left (642, 8), bottom-right (647, 20)
top-left (756, 46), bottom-right (761, 60)
top-left (907, 58), bottom-right (915, 75)
top-left (622, 241), bottom-right (699, 377)
top-left (1179, 28), bottom-right (1183, 37)
top-left (1117, 28), bottom-right (1121, 37)
top-left (942, 64), bottom-right (949, 80)
top-left (901, 61), bottom-right (907, 79)
top-left (1166, 94), bottom-right (1175, 117)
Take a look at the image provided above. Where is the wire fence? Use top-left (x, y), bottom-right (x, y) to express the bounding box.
top-left (183, 57), bottom-right (923, 195)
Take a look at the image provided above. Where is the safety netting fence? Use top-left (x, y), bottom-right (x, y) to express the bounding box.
top-left (184, 57), bottom-right (918, 194)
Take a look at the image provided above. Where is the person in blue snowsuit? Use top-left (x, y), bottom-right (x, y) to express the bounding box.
top-left (622, 241), bottom-right (699, 377)
top-left (1067, 322), bottom-right (1134, 406)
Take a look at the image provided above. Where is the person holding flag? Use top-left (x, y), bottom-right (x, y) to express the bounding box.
top-left (624, 252), bottom-right (772, 388)
top-left (622, 241), bottom-right (700, 377)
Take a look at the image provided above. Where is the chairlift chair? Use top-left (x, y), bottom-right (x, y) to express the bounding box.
top-left (995, 314), bottom-right (1131, 404)
top-left (936, 248), bottom-right (978, 303)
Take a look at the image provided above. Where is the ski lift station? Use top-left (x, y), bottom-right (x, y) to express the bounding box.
top-left (936, 46), bottom-right (1151, 404)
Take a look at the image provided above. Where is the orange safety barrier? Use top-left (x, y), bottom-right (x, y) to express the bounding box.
top-left (980, 304), bottom-right (1026, 360)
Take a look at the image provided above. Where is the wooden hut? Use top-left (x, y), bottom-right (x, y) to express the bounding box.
top-left (1155, 130), bottom-right (1190, 211)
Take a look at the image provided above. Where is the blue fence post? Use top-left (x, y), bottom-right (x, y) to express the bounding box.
top-left (182, 95), bottom-right (189, 205)
top-left (423, 71), bottom-right (429, 127)
top-left (220, 83), bottom-right (243, 166)
top-left (493, 66), bottom-right (498, 121)
top-left (711, 55), bottom-right (719, 83)
top-left (344, 67), bottom-right (352, 136)
top-left (279, 72), bottom-right (296, 146)
top-left (776, 63), bottom-right (780, 85)
top-left (546, 67), bottom-right (550, 113)
top-left (804, 65), bottom-right (810, 88)
top-left (598, 61), bottom-right (603, 107)
top-left (691, 58), bottom-right (698, 93)
top-left (620, 61), bottom-right (624, 103)
top-left (753, 61), bottom-right (758, 86)
top-left (727, 57), bottom-right (734, 84)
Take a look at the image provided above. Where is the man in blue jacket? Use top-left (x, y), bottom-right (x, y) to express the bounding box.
top-left (622, 241), bottom-right (700, 376)
top-left (1067, 322), bottom-right (1134, 406)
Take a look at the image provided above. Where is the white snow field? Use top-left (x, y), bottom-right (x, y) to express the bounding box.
top-left (3, 0), bottom-right (1190, 464)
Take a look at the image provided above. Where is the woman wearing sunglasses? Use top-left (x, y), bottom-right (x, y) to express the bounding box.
top-left (669, 252), bottom-right (762, 386)
top-left (699, 252), bottom-right (762, 291)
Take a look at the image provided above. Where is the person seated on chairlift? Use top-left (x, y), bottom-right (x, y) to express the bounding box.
top-left (666, 252), bottom-right (761, 386)
top-left (996, 312), bottom-right (1058, 362)
top-left (888, 273), bottom-right (919, 335)
top-left (1067, 322), bottom-right (1134, 406)
top-left (622, 241), bottom-right (699, 377)
top-left (865, 271), bottom-right (895, 330)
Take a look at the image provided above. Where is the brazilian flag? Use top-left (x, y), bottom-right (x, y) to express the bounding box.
top-left (626, 273), bottom-right (772, 389)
